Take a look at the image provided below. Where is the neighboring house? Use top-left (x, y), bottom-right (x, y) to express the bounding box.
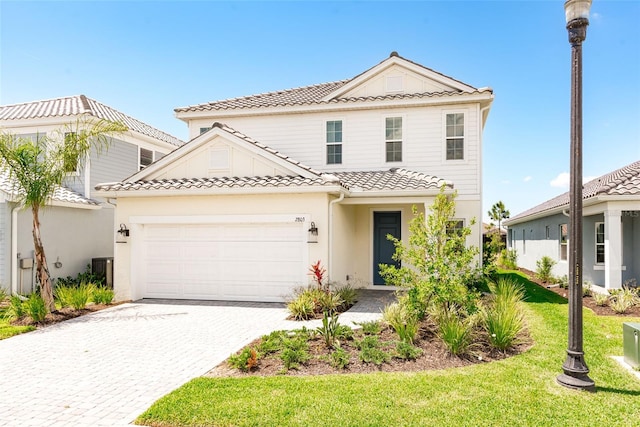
top-left (504, 160), bottom-right (640, 291)
top-left (482, 222), bottom-right (506, 246)
top-left (0, 95), bottom-right (183, 294)
top-left (95, 52), bottom-right (494, 302)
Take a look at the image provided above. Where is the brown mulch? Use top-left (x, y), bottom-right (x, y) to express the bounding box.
top-left (8, 302), bottom-right (127, 328)
top-left (206, 318), bottom-right (533, 378)
top-left (517, 267), bottom-right (640, 317)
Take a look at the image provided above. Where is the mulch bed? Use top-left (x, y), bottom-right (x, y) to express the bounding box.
top-left (517, 267), bottom-right (640, 317)
top-left (8, 302), bottom-right (127, 328)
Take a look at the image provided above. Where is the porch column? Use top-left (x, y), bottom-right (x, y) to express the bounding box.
top-left (604, 209), bottom-right (622, 290)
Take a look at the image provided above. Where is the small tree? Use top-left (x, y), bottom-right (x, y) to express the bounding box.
top-left (379, 186), bottom-right (480, 314)
top-left (488, 201), bottom-right (510, 234)
top-left (0, 118), bottom-right (125, 311)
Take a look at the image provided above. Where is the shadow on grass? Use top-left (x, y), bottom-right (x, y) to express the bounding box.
top-left (497, 271), bottom-right (568, 305)
top-left (595, 386), bottom-right (640, 396)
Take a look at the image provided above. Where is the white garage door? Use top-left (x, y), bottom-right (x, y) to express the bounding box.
top-left (141, 222), bottom-right (306, 302)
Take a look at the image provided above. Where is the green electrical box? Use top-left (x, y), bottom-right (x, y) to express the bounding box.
top-left (623, 322), bottom-right (640, 369)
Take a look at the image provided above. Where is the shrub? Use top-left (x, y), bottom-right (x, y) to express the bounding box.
top-left (557, 275), bottom-right (569, 289)
top-left (354, 320), bottom-right (382, 336)
top-left (437, 311), bottom-right (475, 356)
top-left (24, 293), bottom-right (47, 323)
top-left (357, 335), bottom-right (390, 365)
top-left (0, 287), bottom-right (7, 302)
top-left (592, 293), bottom-right (609, 307)
top-left (335, 284), bottom-right (358, 307)
top-left (499, 249), bottom-right (518, 270)
top-left (316, 291), bottom-right (343, 314)
top-left (55, 264), bottom-right (104, 287)
top-left (258, 330), bottom-right (288, 355)
top-left (609, 288), bottom-right (639, 314)
top-left (582, 281), bottom-right (593, 297)
top-left (56, 282), bottom-right (95, 310)
top-left (399, 287), bottom-right (428, 321)
top-left (382, 302), bottom-right (419, 344)
top-left (280, 338), bottom-right (311, 370)
top-left (287, 295), bottom-right (315, 320)
top-left (484, 278), bottom-right (526, 351)
top-left (330, 347), bottom-right (350, 369)
top-left (92, 286), bottom-right (115, 305)
top-left (228, 347), bottom-right (259, 372)
top-left (3, 295), bottom-right (26, 320)
top-left (395, 341), bottom-right (423, 360)
top-left (316, 311), bottom-right (341, 348)
top-left (535, 256), bottom-right (556, 283)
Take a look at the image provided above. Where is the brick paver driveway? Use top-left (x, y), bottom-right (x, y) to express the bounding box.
top-left (0, 291), bottom-right (393, 426)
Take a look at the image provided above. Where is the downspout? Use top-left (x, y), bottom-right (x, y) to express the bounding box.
top-left (11, 205), bottom-right (21, 295)
top-left (328, 192), bottom-right (345, 282)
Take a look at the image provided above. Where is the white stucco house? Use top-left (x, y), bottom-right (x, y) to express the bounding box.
top-left (0, 95), bottom-right (183, 295)
top-left (95, 52), bottom-right (494, 302)
top-left (504, 160), bottom-right (640, 292)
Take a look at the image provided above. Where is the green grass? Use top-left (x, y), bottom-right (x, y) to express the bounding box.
top-left (137, 270), bottom-right (640, 427)
top-left (0, 307), bottom-right (35, 339)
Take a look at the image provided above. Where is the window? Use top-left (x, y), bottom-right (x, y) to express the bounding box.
top-left (200, 127), bottom-right (211, 134)
top-left (385, 117), bottom-right (402, 162)
top-left (522, 229), bottom-right (526, 254)
top-left (63, 132), bottom-right (78, 173)
top-left (139, 147), bottom-right (153, 170)
top-left (446, 113), bottom-right (464, 160)
top-left (545, 225), bottom-right (550, 240)
top-left (595, 222), bottom-right (605, 264)
top-left (560, 224), bottom-right (568, 261)
top-left (326, 120), bottom-right (342, 165)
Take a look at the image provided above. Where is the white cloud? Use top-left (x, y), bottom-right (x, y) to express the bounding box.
top-left (523, 176), bottom-right (532, 182)
top-left (550, 172), bottom-right (570, 188)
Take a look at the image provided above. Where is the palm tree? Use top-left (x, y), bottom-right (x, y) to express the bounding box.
top-left (488, 201), bottom-right (510, 233)
top-left (0, 118), bottom-right (125, 311)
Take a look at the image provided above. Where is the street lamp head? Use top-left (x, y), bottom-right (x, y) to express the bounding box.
top-left (564, 0), bottom-right (592, 24)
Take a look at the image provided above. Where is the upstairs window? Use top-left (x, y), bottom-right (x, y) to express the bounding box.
top-left (385, 117), bottom-right (402, 162)
top-left (63, 132), bottom-right (78, 173)
top-left (446, 113), bottom-right (464, 160)
top-left (595, 222), bottom-right (605, 264)
top-left (560, 224), bottom-right (568, 261)
top-left (139, 147), bottom-right (153, 170)
top-left (326, 120), bottom-right (342, 165)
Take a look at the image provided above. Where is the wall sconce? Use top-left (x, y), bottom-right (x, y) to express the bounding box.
top-left (116, 223), bottom-right (130, 243)
top-left (308, 222), bottom-right (318, 243)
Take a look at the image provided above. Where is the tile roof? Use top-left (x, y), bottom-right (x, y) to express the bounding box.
top-left (0, 170), bottom-right (100, 207)
top-left (0, 95), bottom-right (184, 147)
top-left (508, 160), bottom-right (640, 222)
top-left (175, 53), bottom-right (490, 113)
top-left (95, 168), bottom-right (448, 194)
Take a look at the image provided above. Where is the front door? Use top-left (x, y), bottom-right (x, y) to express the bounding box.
top-left (373, 211), bottom-right (401, 285)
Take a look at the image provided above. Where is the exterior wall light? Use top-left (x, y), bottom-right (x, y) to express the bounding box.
top-left (116, 223), bottom-right (130, 243)
top-left (308, 222), bottom-right (318, 243)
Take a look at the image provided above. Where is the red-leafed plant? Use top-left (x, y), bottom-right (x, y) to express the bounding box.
top-left (309, 260), bottom-right (327, 291)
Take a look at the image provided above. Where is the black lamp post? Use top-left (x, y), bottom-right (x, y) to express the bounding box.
top-left (557, 0), bottom-right (595, 392)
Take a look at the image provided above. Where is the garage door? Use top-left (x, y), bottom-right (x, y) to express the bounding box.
top-left (141, 222), bottom-right (306, 301)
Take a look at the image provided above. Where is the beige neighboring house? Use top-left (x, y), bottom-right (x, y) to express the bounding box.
top-left (0, 95), bottom-right (183, 294)
top-left (95, 53), bottom-right (494, 302)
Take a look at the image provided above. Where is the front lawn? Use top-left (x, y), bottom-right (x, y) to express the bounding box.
top-left (137, 271), bottom-right (640, 427)
top-left (0, 306), bottom-right (35, 339)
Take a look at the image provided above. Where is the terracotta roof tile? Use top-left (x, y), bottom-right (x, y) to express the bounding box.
top-left (508, 160), bottom-right (640, 222)
top-left (0, 170), bottom-right (100, 207)
top-left (0, 95), bottom-right (184, 147)
top-left (334, 168), bottom-right (450, 191)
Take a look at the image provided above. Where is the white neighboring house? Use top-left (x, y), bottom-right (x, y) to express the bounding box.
top-left (95, 52), bottom-right (494, 302)
top-left (504, 160), bottom-right (640, 292)
top-left (0, 95), bottom-right (183, 294)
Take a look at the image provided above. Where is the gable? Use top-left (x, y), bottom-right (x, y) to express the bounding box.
top-left (339, 63), bottom-right (458, 99)
top-left (147, 134), bottom-right (294, 180)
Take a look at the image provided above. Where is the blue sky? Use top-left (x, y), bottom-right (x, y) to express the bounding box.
top-left (1, 0), bottom-right (639, 221)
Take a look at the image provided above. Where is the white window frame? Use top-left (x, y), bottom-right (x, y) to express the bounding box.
top-left (325, 119), bottom-right (343, 165)
top-left (442, 110), bottom-right (467, 162)
top-left (595, 222), bottom-right (605, 265)
top-left (384, 116), bottom-right (403, 163)
top-left (139, 147), bottom-right (154, 170)
top-left (559, 224), bottom-right (568, 261)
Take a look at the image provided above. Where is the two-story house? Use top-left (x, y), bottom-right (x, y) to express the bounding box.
top-left (0, 95), bottom-right (183, 295)
top-left (95, 53), bottom-right (494, 302)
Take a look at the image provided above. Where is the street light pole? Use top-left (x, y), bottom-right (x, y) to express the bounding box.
top-left (557, 0), bottom-right (595, 392)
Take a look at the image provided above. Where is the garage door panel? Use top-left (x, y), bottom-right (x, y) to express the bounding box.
top-left (141, 221), bottom-right (305, 301)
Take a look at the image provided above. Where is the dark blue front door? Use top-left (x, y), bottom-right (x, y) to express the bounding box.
top-left (373, 211), bottom-right (401, 285)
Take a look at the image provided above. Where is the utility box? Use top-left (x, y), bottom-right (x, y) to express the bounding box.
top-left (623, 322), bottom-right (640, 369)
top-left (91, 257), bottom-right (113, 289)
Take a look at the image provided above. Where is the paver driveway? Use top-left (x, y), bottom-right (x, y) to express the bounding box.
top-left (0, 291), bottom-right (393, 426)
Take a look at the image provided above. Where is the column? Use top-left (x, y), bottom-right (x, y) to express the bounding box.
top-left (604, 209), bottom-right (622, 290)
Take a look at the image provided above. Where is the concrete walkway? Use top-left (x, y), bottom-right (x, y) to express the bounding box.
top-left (0, 290), bottom-right (395, 426)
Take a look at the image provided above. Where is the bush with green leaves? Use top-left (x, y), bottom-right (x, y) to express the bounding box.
top-left (0, 287), bottom-right (7, 302)
top-left (592, 292), bottom-right (609, 306)
top-left (356, 335), bottom-right (390, 365)
top-left (55, 282), bottom-right (95, 310)
top-left (395, 341), bottom-right (423, 360)
top-left (335, 284), bottom-right (358, 307)
top-left (557, 275), bottom-right (569, 289)
top-left (609, 288), bottom-right (639, 314)
top-left (24, 293), bottom-right (47, 323)
top-left (280, 337), bottom-right (311, 370)
top-left (436, 310), bottom-right (476, 356)
top-left (3, 295), bottom-right (26, 320)
top-left (483, 278), bottom-right (526, 351)
top-left (379, 186), bottom-right (481, 316)
top-left (55, 264), bottom-right (105, 288)
top-left (535, 256), bottom-right (556, 283)
top-left (330, 347), bottom-right (350, 369)
top-left (92, 286), bottom-right (115, 305)
top-left (382, 302), bottom-right (419, 344)
top-left (399, 287), bottom-right (428, 321)
top-left (228, 347), bottom-right (259, 372)
top-left (316, 311), bottom-right (341, 348)
top-left (287, 294), bottom-right (315, 320)
top-left (257, 330), bottom-right (288, 355)
top-left (582, 281), bottom-right (593, 297)
top-left (499, 249), bottom-right (518, 270)
top-left (354, 320), bottom-right (382, 335)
